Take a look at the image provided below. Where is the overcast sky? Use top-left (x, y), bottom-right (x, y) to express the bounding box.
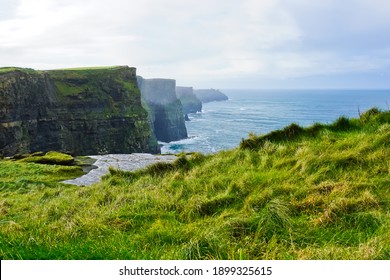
top-left (1, 0), bottom-right (390, 88)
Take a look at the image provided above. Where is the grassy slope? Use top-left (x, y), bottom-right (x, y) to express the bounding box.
top-left (0, 109), bottom-right (389, 260)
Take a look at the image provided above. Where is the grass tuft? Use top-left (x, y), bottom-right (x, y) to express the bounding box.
top-left (17, 151), bottom-right (75, 165)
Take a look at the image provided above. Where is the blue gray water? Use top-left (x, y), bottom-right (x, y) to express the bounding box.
top-left (161, 89), bottom-right (390, 154)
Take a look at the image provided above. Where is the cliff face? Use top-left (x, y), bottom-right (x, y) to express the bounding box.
top-left (175, 86), bottom-right (202, 114)
top-left (0, 66), bottom-right (160, 156)
top-left (194, 89), bottom-right (228, 103)
top-left (137, 77), bottom-right (187, 142)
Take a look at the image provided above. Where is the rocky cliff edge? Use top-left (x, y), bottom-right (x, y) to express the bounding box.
top-left (0, 66), bottom-right (160, 156)
top-left (137, 77), bottom-right (188, 142)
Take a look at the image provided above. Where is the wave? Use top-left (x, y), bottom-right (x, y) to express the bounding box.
top-left (159, 134), bottom-right (219, 154)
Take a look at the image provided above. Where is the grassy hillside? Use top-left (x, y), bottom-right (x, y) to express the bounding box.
top-left (0, 109), bottom-right (389, 259)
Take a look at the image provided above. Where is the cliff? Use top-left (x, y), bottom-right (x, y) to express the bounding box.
top-left (137, 77), bottom-right (187, 142)
top-left (175, 86), bottom-right (202, 114)
top-left (0, 66), bottom-right (160, 156)
top-left (194, 89), bottom-right (228, 103)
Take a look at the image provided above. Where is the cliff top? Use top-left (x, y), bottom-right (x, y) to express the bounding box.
top-left (0, 67), bottom-right (37, 74)
top-left (0, 65), bottom-right (133, 75)
top-left (47, 65), bottom-right (132, 73)
top-left (0, 64), bottom-right (157, 156)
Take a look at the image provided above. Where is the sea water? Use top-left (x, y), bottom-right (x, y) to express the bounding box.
top-left (160, 89), bottom-right (390, 154)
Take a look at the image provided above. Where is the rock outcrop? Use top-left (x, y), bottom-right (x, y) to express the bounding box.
top-left (137, 77), bottom-right (188, 142)
top-left (175, 86), bottom-right (202, 114)
top-left (0, 66), bottom-right (160, 156)
top-left (194, 89), bottom-right (228, 103)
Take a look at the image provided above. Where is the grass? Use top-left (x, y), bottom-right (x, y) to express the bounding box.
top-left (0, 66), bottom-right (127, 74)
top-left (17, 151), bottom-right (76, 165)
top-left (46, 66), bottom-right (131, 79)
top-left (0, 163), bottom-right (83, 192)
top-left (0, 67), bottom-right (37, 74)
top-left (0, 109), bottom-right (389, 260)
top-left (48, 66), bottom-right (128, 71)
top-left (46, 66), bottom-right (145, 119)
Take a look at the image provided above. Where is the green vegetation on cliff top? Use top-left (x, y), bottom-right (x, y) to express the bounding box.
top-left (0, 66), bottom-right (133, 81)
top-left (0, 65), bottom-right (158, 156)
top-left (47, 65), bottom-right (145, 119)
top-left (0, 67), bottom-right (37, 74)
top-left (0, 66), bottom-right (128, 74)
top-left (0, 109), bottom-right (389, 260)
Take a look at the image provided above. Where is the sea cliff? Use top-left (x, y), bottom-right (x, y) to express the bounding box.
top-left (0, 66), bottom-right (160, 156)
top-left (137, 77), bottom-right (188, 142)
top-left (176, 86), bottom-right (202, 114)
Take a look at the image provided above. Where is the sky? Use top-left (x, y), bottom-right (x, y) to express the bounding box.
top-left (1, 0), bottom-right (390, 89)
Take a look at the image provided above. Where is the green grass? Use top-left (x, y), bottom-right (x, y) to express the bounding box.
top-left (0, 66), bottom-right (127, 75)
top-left (17, 151), bottom-right (76, 165)
top-left (0, 67), bottom-right (37, 74)
top-left (48, 66), bottom-right (127, 71)
top-left (53, 81), bottom-right (89, 96)
top-left (46, 66), bottom-right (130, 78)
top-left (0, 109), bottom-right (389, 260)
top-left (45, 66), bottom-right (145, 119)
top-left (0, 163), bottom-right (83, 191)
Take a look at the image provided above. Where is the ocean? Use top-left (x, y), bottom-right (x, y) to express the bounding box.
top-left (160, 89), bottom-right (390, 154)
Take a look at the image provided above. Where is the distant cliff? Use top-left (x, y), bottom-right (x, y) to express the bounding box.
top-left (194, 89), bottom-right (228, 103)
top-left (0, 66), bottom-right (160, 156)
top-left (137, 77), bottom-right (188, 142)
top-left (175, 86), bottom-right (202, 114)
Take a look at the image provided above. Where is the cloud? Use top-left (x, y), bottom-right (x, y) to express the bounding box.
top-left (0, 0), bottom-right (389, 88)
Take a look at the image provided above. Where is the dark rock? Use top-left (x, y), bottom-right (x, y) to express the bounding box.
top-left (31, 151), bottom-right (45, 157)
top-left (184, 114), bottom-right (190, 121)
top-left (0, 66), bottom-right (160, 156)
top-left (137, 77), bottom-right (188, 142)
top-left (10, 154), bottom-right (27, 160)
